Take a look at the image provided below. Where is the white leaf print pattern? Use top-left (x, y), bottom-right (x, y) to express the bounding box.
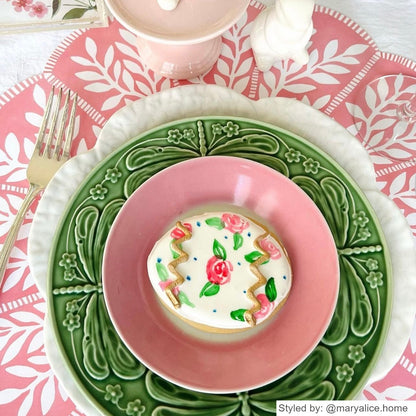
top-left (10, 311), bottom-right (43, 325)
top-left (85, 36), bottom-right (97, 59)
top-left (0, 300), bottom-right (67, 416)
top-left (389, 172), bottom-right (407, 196)
top-left (0, 133), bottom-right (29, 183)
top-left (6, 365), bottom-right (40, 378)
top-left (32, 84), bottom-right (47, 110)
top-left (200, 13), bottom-right (253, 91)
top-left (2, 334), bottom-right (27, 365)
top-left (0, 196), bottom-right (30, 261)
top-left (0, 388), bottom-right (22, 405)
top-left (20, 390), bottom-right (35, 416)
top-left (71, 33), bottom-right (168, 111)
top-left (347, 74), bottom-right (416, 161)
top-left (28, 355), bottom-right (49, 366)
top-left (301, 94), bottom-right (331, 110)
top-left (382, 386), bottom-right (416, 400)
top-left (0, 85), bottom-right (45, 184)
top-left (41, 376), bottom-right (55, 415)
top-left (261, 38), bottom-right (368, 97)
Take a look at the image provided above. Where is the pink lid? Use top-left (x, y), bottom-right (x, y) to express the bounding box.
top-left (104, 0), bottom-right (250, 44)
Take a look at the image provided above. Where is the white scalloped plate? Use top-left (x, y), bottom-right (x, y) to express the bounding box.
top-left (29, 85), bottom-right (416, 415)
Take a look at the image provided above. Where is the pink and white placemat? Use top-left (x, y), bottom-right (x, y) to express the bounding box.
top-left (1, 1), bottom-right (416, 414)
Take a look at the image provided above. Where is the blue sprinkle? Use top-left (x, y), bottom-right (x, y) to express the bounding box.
top-left (196, 221), bottom-right (201, 227)
top-left (224, 235), bottom-right (228, 239)
top-left (247, 232), bottom-right (251, 237)
top-left (186, 276), bottom-right (191, 281)
top-left (237, 262), bottom-right (241, 266)
top-left (283, 275), bottom-right (287, 280)
top-left (193, 257), bottom-right (198, 261)
top-left (157, 258), bottom-right (162, 263)
top-left (243, 290), bottom-right (247, 294)
top-left (213, 309), bottom-right (217, 313)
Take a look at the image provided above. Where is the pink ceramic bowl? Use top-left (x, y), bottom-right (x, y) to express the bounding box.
top-left (102, 156), bottom-right (340, 393)
top-left (104, 0), bottom-right (249, 79)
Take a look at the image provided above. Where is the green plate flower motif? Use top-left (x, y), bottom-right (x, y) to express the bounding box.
top-left (48, 117), bottom-right (392, 415)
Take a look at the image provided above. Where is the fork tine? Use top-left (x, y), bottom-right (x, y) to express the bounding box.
top-left (0, 86), bottom-right (78, 285)
top-left (44, 87), bottom-right (63, 157)
top-left (52, 92), bottom-right (70, 160)
top-left (34, 86), bottom-right (55, 153)
top-left (61, 93), bottom-right (78, 161)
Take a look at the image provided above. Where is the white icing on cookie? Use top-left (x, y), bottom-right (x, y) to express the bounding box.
top-left (147, 212), bottom-right (292, 332)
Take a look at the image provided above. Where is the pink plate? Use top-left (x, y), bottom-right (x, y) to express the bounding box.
top-left (102, 156), bottom-right (339, 393)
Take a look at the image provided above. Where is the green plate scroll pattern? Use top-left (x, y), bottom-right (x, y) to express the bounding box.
top-left (48, 117), bottom-right (392, 416)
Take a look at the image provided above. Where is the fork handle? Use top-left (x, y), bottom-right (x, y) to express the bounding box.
top-left (0, 184), bottom-right (42, 287)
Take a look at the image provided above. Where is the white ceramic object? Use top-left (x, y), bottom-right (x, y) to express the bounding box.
top-left (28, 85), bottom-right (416, 414)
top-left (251, 0), bottom-right (315, 71)
top-left (157, 0), bottom-right (180, 11)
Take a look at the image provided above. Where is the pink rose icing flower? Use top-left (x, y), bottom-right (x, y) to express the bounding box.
top-left (159, 279), bottom-right (180, 296)
top-left (206, 255), bottom-right (233, 285)
top-left (253, 293), bottom-right (274, 320)
top-left (259, 237), bottom-right (282, 260)
top-left (221, 213), bottom-right (249, 234)
top-left (170, 222), bottom-right (192, 240)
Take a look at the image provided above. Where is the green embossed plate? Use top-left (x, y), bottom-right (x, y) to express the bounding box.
top-left (47, 116), bottom-right (392, 415)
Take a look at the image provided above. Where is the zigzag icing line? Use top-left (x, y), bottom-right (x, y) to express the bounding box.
top-left (244, 232), bottom-right (270, 326)
top-left (166, 222), bottom-right (192, 308)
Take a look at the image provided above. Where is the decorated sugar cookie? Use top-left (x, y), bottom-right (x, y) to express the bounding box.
top-left (147, 211), bottom-right (292, 332)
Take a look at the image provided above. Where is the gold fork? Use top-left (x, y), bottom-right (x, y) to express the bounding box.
top-left (0, 87), bottom-right (78, 286)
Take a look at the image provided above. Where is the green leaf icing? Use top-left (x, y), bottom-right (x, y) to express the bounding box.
top-left (244, 251), bottom-right (263, 263)
top-left (199, 282), bottom-right (220, 298)
top-left (230, 309), bottom-right (247, 322)
top-left (178, 291), bottom-right (195, 308)
top-left (205, 217), bottom-right (225, 230)
top-left (156, 262), bottom-right (169, 281)
top-left (213, 239), bottom-right (227, 260)
top-left (265, 277), bottom-right (277, 302)
top-left (170, 240), bottom-right (182, 259)
top-left (233, 233), bottom-right (243, 250)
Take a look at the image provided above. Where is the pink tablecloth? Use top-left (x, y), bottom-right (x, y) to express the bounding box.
top-left (1, 1), bottom-right (416, 414)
